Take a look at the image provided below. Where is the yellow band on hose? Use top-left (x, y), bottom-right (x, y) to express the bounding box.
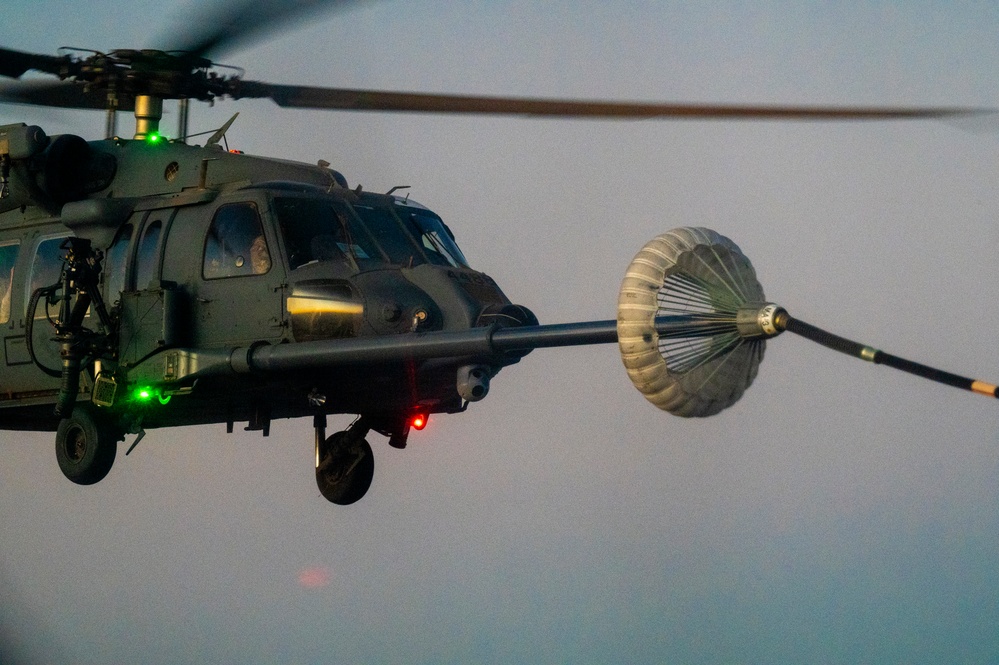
top-left (971, 381), bottom-right (998, 397)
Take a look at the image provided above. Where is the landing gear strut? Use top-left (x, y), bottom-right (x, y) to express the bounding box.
top-left (314, 416), bottom-right (374, 505)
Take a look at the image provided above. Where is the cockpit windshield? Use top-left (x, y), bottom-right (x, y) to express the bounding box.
top-left (275, 197), bottom-right (378, 270)
top-left (274, 194), bottom-right (469, 270)
top-left (350, 203), bottom-right (423, 265)
top-left (401, 208), bottom-right (469, 268)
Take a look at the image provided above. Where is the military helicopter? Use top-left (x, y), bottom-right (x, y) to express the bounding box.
top-left (1, 1), bottom-right (995, 505)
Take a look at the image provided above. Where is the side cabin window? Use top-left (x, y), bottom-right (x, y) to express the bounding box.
top-left (134, 219), bottom-right (163, 289)
top-left (104, 223), bottom-right (134, 301)
top-left (0, 241), bottom-right (19, 324)
top-left (28, 235), bottom-right (69, 319)
top-left (203, 203), bottom-right (271, 279)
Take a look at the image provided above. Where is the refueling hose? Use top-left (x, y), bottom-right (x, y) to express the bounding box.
top-left (774, 310), bottom-right (999, 399)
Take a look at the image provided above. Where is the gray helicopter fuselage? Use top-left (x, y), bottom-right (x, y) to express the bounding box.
top-left (0, 129), bottom-right (528, 433)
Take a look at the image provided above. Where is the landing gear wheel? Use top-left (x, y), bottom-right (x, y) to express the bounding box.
top-left (55, 406), bottom-right (119, 485)
top-left (316, 431), bottom-right (374, 505)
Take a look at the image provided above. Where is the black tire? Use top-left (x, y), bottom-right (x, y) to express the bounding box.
top-left (55, 406), bottom-right (118, 485)
top-left (316, 432), bottom-right (374, 505)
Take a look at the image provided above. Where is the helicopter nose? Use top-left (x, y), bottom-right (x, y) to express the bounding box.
top-left (475, 303), bottom-right (539, 329)
top-left (474, 303), bottom-right (538, 361)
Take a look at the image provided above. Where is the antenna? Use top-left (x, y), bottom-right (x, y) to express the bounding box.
top-left (205, 112), bottom-right (240, 147)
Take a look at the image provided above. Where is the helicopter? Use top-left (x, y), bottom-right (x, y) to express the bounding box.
top-left (1, 1), bottom-right (995, 506)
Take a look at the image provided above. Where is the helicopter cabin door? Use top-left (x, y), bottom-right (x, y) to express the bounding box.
top-left (4, 230), bottom-right (72, 394)
top-left (109, 209), bottom-right (183, 369)
top-left (165, 197), bottom-right (285, 347)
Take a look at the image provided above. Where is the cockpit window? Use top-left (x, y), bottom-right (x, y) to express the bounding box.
top-left (203, 202), bottom-right (271, 279)
top-left (349, 204), bottom-right (423, 266)
top-left (275, 197), bottom-right (377, 270)
top-left (275, 194), bottom-right (470, 271)
top-left (404, 209), bottom-right (468, 268)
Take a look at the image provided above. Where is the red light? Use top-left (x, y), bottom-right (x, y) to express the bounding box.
top-left (411, 414), bottom-right (427, 430)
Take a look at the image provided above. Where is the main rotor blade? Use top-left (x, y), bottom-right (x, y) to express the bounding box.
top-left (0, 47), bottom-right (69, 79)
top-left (0, 80), bottom-right (135, 112)
top-left (161, 0), bottom-right (362, 59)
top-left (236, 83), bottom-right (985, 120)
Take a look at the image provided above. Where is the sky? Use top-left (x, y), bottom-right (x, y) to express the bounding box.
top-left (3, 1), bottom-right (999, 662)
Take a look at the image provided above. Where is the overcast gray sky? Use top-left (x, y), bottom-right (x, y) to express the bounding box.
top-left (3, 2), bottom-right (999, 663)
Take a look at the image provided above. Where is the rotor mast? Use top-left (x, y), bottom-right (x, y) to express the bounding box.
top-left (132, 95), bottom-right (162, 140)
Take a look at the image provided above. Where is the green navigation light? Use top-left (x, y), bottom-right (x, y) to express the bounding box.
top-left (133, 386), bottom-right (171, 405)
